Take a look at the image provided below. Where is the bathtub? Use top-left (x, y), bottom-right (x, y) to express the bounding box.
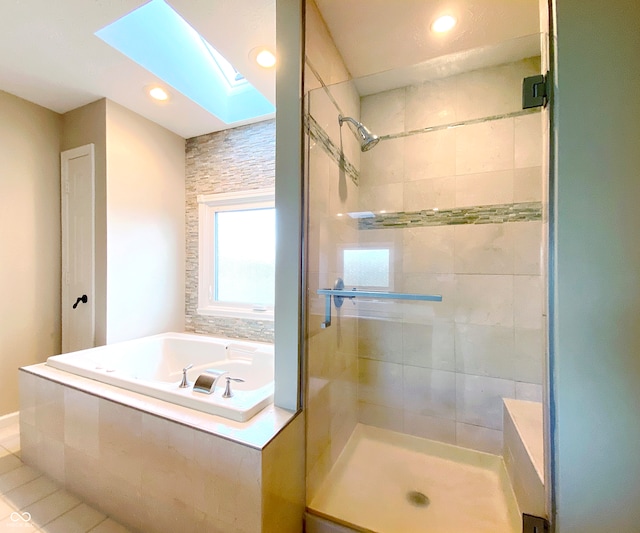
top-left (45, 332), bottom-right (274, 422)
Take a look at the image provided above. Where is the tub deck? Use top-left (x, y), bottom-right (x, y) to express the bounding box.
top-left (21, 362), bottom-right (291, 450)
top-left (45, 332), bottom-right (274, 422)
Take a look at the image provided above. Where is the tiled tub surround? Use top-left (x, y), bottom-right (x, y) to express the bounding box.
top-left (185, 120), bottom-right (275, 343)
top-left (0, 418), bottom-right (132, 532)
top-left (352, 57), bottom-right (545, 455)
top-left (19, 365), bottom-right (304, 533)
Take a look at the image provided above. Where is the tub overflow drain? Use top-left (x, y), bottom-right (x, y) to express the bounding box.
top-left (407, 490), bottom-right (430, 508)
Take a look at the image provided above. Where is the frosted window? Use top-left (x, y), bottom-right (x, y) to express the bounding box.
top-left (215, 208), bottom-right (275, 305)
top-left (197, 188), bottom-right (274, 320)
top-left (343, 249), bottom-right (390, 288)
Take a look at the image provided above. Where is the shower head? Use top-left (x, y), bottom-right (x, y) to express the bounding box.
top-left (338, 115), bottom-right (380, 152)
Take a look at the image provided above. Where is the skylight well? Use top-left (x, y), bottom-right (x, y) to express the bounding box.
top-left (96, 0), bottom-right (274, 124)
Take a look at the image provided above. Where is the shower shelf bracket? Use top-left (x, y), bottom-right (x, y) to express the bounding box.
top-left (317, 278), bottom-right (442, 328)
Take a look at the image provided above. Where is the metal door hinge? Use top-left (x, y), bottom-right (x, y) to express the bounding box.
top-left (523, 513), bottom-right (550, 533)
top-left (522, 73), bottom-right (549, 109)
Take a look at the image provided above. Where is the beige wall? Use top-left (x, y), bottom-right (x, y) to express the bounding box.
top-left (552, 0), bottom-right (640, 531)
top-left (105, 100), bottom-right (185, 344)
top-left (62, 100), bottom-right (108, 345)
top-left (0, 90), bottom-right (62, 415)
top-left (63, 99), bottom-right (185, 345)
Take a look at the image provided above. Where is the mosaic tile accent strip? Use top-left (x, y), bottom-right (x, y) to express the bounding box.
top-left (381, 108), bottom-right (541, 141)
top-left (305, 113), bottom-right (359, 185)
top-left (358, 201), bottom-right (542, 230)
top-left (185, 120), bottom-right (275, 343)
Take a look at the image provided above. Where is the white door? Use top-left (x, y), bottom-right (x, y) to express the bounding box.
top-left (61, 144), bottom-right (95, 353)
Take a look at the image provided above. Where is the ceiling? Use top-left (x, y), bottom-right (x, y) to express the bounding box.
top-left (315, 0), bottom-right (540, 79)
top-left (0, 0), bottom-right (275, 139)
top-left (0, 1), bottom-right (539, 139)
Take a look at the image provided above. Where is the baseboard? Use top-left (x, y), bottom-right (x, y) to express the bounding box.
top-left (0, 411), bottom-right (19, 429)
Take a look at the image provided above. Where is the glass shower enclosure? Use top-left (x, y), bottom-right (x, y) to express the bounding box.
top-left (303, 32), bottom-right (547, 533)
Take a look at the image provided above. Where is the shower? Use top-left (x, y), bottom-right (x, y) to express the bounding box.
top-left (306, 32), bottom-right (547, 531)
top-left (338, 114), bottom-right (380, 152)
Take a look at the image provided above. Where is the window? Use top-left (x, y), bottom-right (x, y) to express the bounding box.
top-left (340, 244), bottom-right (393, 290)
top-left (198, 188), bottom-right (275, 320)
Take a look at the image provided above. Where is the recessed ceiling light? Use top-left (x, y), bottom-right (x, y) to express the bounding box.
top-left (148, 86), bottom-right (170, 101)
top-left (431, 15), bottom-right (457, 33)
top-left (255, 49), bottom-right (276, 68)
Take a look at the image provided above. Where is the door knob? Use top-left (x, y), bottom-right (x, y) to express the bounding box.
top-left (72, 295), bottom-right (88, 309)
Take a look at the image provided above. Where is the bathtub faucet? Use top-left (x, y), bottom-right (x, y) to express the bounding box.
top-left (193, 369), bottom-right (229, 395)
top-left (179, 364), bottom-right (193, 388)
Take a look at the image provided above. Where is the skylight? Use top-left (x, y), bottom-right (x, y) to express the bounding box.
top-left (200, 38), bottom-right (246, 88)
top-left (95, 0), bottom-right (274, 124)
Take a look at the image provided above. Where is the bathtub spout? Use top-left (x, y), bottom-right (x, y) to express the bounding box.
top-left (193, 369), bottom-right (228, 395)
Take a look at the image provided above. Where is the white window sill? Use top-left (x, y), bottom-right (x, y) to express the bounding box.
top-left (197, 306), bottom-right (274, 322)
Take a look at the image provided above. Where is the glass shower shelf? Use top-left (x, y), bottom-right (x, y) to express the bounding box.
top-left (316, 286), bottom-right (442, 328)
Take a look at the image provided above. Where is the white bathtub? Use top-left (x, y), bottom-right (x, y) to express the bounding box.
top-left (45, 332), bottom-right (274, 422)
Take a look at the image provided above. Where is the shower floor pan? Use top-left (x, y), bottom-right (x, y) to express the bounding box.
top-left (308, 424), bottom-right (520, 533)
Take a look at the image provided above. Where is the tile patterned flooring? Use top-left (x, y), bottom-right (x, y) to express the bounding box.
top-left (0, 422), bottom-right (131, 533)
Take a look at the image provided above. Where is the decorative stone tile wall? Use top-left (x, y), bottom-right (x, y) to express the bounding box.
top-left (185, 120), bottom-right (275, 342)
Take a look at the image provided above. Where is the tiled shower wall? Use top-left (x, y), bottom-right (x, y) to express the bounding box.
top-left (355, 58), bottom-right (544, 454)
top-left (184, 120), bottom-right (275, 343)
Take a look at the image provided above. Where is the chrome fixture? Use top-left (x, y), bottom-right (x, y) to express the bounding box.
top-left (179, 364), bottom-right (193, 388)
top-left (193, 369), bottom-right (228, 394)
top-left (338, 115), bottom-right (380, 152)
top-left (318, 277), bottom-right (443, 328)
top-left (222, 376), bottom-right (245, 398)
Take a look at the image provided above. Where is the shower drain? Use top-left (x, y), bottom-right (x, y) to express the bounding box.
top-left (406, 490), bottom-right (430, 508)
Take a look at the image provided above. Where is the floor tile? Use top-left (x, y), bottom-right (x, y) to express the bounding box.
top-left (0, 432), bottom-right (21, 455)
top-left (0, 509), bottom-right (39, 531)
top-left (40, 502), bottom-right (106, 533)
top-left (22, 489), bottom-right (81, 529)
top-left (0, 494), bottom-right (17, 519)
top-left (0, 465), bottom-right (41, 493)
top-left (3, 475), bottom-right (58, 510)
top-left (0, 451), bottom-right (23, 476)
top-left (0, 422), bottom-right (145, 533)
top-left (89, 517), bottom-right (134, 533)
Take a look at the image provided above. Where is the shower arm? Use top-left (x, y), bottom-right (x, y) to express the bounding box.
top-left (317, 278), bottom-right (442, 328)
top-left (338, 115), bottom-right (359, 129)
